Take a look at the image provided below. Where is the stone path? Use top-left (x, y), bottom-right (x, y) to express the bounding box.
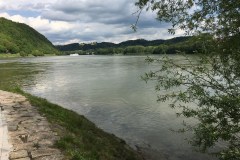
top-left (0, 106), bottom-right (12, 160)
top-left (0, 90), bottom-right (64, 160)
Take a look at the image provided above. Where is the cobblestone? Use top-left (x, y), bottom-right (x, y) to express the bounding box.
top-left (0, 90), bottom-right (64, 160)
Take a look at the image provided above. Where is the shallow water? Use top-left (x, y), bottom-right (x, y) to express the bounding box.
top-left (0, 55), bottom-right (216, 160)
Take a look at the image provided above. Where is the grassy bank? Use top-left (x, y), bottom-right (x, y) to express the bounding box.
top-left (3, 87), bottom-right (142, 160)
top-left (0, 53), bottom-right (58, 59)
top-left (0, 53), bottom-right (22, 58)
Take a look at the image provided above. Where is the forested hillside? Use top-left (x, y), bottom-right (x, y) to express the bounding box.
top-left (0, 18), bottom-right (59, 56)
top-left (56, 36), bottom-right (190, 51)
top-left (57, 36), bottom-right (207, 55)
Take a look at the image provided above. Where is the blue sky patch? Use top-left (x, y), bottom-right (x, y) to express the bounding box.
top-left (7, 10), bottom-right (40, 18)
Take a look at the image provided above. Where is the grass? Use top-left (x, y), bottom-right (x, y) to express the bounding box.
top-left (0, 53), bottom-right (22, 58)
top-left (0, 53), bottom-right (57, 59)
top-left (4, 87), bottom-right (142, 160)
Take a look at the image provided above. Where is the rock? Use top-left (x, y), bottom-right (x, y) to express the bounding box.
top-left (11, 137), bottom-right (22, 144)
top-left (9, 131), bottom-right (28, 137)
top-left (21, 113), bottom-right (35, 117)
top-left (31, 149), bottom-right (61, 159)
top-left (33, 154), bottom-right (64, 160)
top-left (21, 120), bottom-right (35, 125)
top-left (35, 125), bottom-right (51, 132)
top-left (8, 125), bottom-right (18, 131)
top-left (13, 142), bottom-right (34, 152)
top-left (12, 104), bottom-right (22, 109)
top-left (38, 139), bottom-right (55, 148)
top-left (28, 132), bottom-right (54, 142)
top-left (13, 158), bottom-right (31, 160)
top-left (9, 150), bottom-right (29, 159)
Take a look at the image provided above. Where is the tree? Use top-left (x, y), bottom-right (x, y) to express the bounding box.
top-left (135, 0), bottom-right (240, 159)
top-left (31, 50), bottom-right (44, 56)
top-left (152, 44), bottom-right (168, 54)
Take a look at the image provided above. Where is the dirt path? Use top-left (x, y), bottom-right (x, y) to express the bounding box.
top-left (0, 90), bottom-right (64, 160)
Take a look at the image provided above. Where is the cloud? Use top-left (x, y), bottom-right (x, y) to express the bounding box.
top-left (42, 0), bottom-right (161, 28)
top-left (43, 0), bottom-right (135, 24)
top-left (0, 0), bottom-right (183, 44)
top-left (0, 0), bottom-right (53, 11)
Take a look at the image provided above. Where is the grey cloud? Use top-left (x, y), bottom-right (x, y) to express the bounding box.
top-left (17, 0), bottom-right (179, 44)
top-left (14, 2), bottom-right (50, 11)
top-left (42, 10), bottom-right (90, 22)
top-left (43, 21), bottom-right (134, 44)
top-left (53, 0), bottom-right (131, 14)
top-left (43, 0), bottom-right (139, 25)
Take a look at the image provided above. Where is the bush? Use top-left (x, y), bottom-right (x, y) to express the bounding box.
top-left (19, 51), bottom-right (28, 57)
top-left (31, 50), bottom-right (44, 56)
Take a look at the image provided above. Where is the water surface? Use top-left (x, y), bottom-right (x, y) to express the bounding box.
top-left (0, 56), bottom-right (215, 160)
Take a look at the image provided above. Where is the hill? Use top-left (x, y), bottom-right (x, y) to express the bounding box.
top-left (0, 18), bottom-right (59, 56)
top-left (56, 36), bottom-right (190, 52)
top-left (56, 36), bottom-right (205, 55)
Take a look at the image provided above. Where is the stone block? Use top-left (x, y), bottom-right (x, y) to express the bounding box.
top-left (13, 142), bottom-right (34, 152)
top-left (9, 150), bottom-right (28, 159)
top-left (31, 149), bottom-right (60, 159)
top-left (8, 125), bottom-right (18, 131)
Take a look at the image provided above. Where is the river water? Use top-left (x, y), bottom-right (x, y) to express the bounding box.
top-left (0, 55), bottom-right (215, 160)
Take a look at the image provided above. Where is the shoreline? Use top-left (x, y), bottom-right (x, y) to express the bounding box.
top-left (0, 90), bottom-right (63, 160)
top-left (0, 89), bottom-right (143, 160)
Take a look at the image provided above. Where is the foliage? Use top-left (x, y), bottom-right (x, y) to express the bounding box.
top-left (0, 18), bottom-right (59, 56)
top-left (143, 54), bottom-right (240, 160)
top-left (19, 51), bottom-right (28, 57)
top-left (135, 0), bottom-right (240, 37)
top-left (123, 45), bottom-right (146, 55)
top-left (136, 0), bottom-right (240, 160)
top-left (152, 45), bottom-right (167, 54)
top-left (31, 50), bottom-right (44, 57)
top-left (0, 53), bottom-right (22, 58)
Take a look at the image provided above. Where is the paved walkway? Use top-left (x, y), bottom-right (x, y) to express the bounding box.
top-left (0, 90), bottom-right (64, 160)
top-left (0, 107), bottom-right (12, 160)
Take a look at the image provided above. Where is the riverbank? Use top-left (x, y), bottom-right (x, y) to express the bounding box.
top-left (0, 88), bottom-right (143, 160)
top-left (0, 53), bottom-right (22, 58)
top-left (0, 53), bottom-right (57, 59)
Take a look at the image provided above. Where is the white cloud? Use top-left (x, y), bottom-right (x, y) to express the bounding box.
top-left (0, 13), bottom-right (73, 33)
top-left (0, 13), bottom-right (25, 23)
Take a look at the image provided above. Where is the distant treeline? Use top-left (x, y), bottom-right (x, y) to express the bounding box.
top-left (57, 37), bottom-right (190, 51)
top-left (57, 36), bottom-right (209, 55)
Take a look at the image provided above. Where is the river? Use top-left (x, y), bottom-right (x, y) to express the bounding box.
top-left (0, 55), bottom-right (216, 160)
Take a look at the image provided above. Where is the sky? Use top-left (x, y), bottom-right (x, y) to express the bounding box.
top-left (0, 0), bottom-right (184, 45)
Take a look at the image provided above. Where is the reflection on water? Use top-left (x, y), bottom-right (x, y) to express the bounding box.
top-left (0, 62), bottom-right (49, 90)
top-left (0, 56), bottom-right (216, 160)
